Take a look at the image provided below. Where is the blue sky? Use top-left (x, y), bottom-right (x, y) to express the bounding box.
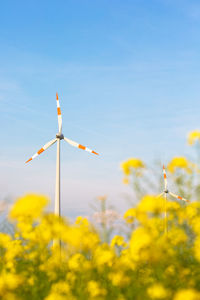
top-left (1, 0), bottom-right (200, 216)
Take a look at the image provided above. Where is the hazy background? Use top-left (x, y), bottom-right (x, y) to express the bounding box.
top-left (1, 0), bottom-right (200, 216)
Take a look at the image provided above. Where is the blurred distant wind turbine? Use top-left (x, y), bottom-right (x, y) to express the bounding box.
top-left (26, 93), bottom-right (99, 217)
top-left (157, 165), bottom-right (189, 233)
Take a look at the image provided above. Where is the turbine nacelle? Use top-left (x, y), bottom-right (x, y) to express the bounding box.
top-left (56, 133), bottom-right (64, 140)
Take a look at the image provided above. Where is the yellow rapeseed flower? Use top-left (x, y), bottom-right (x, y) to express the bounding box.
top-left (120, 158), bottom-right (145, 176)
top-left (68, 253), bottom-right (85, 271)
top-left (62, 223), bottom-right (99, 252)
top-left (191, 216), bottom-right (200, 235)
top-left (167, 227), bottom-right (187, 246)
top-left (3, 293), bottom-right (19, 300)
top-left (124, 208), bottom-right (136, 224)
top-left (50, 281), bottom-right (70, 294)
top-left (138, 195), bottom-right (163, 214)
top-left (173, 289), bottom-right (200, 300)
top-left (44, 281), bottom-right (75, 300)
top-left (147, 283), bottom-right (169, 299)
top-left (185, 203), bottom-right (200, 221)
top-left (187, 130), bottom-right (200, 146)
top-left (66, 272), bottom-right (76, 285)
top-left (45, 294), bottom-right (66, 300)
top-left (0, 272), bottom-right (23, 296)
top-left (167, 201), bottom-right (180, 212)
top-left (87, 280), bottom-right (107, 298)
top-left (109, 271), bottom-right (130, 287)
top-left (3, 193), bottom-right (200, 299)
top-left (130, 227), bottom-right (151, 261)
top-left (9, 194), bottom-right (49, 222)
top-left (110, 235), bottom-right (127, 248)
top-left (5, 240), bottom-right (23, 262)
top-left (167, 157), bottom-right (194, 174)
top-left (94, 245), bottom-right (115, 268)
top-left (193, 235), bottom-right (200, 262)
top-left (0, 233), bottom-right (11, 248)
top-left (165, 265), bottom-right (175, 276)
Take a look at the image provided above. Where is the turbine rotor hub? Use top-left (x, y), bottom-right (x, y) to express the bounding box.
top-left (56, 133), bottom-right (64, 140)
top-left (164, 189), bottom-right (169, 194)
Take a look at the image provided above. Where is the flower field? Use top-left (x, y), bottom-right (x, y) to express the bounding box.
top-left (1, 131), bottom-right (200, 300)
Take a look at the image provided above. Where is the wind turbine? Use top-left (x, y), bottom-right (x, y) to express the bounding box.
top-left (157, 165), bottom-right (189, 233)
top-left (25, 93), bottom-right (99, 217)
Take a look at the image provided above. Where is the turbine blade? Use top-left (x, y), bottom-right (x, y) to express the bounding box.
top-left (156, 192), bottom-right (164, 199)
top-left (163, 165), bottom-right (168, 190)
top-left (64, 137), bottom-right (99, 156)
top-left (25, 138), bottom-right (57, 163)
top-left (169, 192), bottom-right (189, 203)
top-left (56, 92), bottom-right (62, 133)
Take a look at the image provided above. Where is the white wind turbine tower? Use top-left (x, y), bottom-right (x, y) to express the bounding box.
top-left (157, 165), bottom-right (189, 233)
top-left (26, 93), bottom-right (99, 217)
